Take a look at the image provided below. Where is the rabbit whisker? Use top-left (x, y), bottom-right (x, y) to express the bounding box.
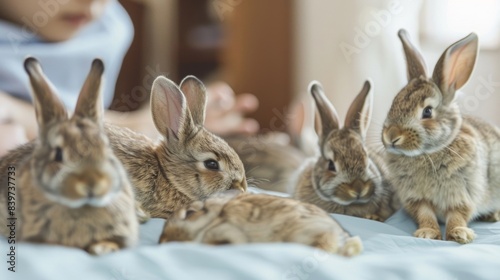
top-left (367, 144), bottom-right (385, 152)
top-left (246, 177), bottom-right (265, 184)
top-left (368, 120), bottom-right (385, 127)
top-left (424, 153), bottom-right (437, 176)
top-left (246, 165), bottom-right (263, 174)
top-left (246, 177), bottom-right (270, 188)
top-left (365, 136), bottom-right (382, 141)
top-left (365, 138), bottom-right (383, 144)
top-left (372, 145), bottom-right (386, 155)
top-left (444, 146), bottom-right (466, 162)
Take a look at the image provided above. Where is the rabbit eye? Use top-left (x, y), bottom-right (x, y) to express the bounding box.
top-left (422, 106), bottom-right (433, 119)
top-left (204, 159), bottom-right (219, 170)
top-left (328, 160), bottom-right (336, 172)
top-left (54, 147), bottom-right (63, 162)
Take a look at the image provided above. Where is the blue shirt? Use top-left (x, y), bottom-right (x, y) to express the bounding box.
top-left (0, 1), bottom-right (133, 109)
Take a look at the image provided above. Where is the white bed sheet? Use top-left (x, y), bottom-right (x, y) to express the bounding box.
top-left (1, 188), bottom-right (499, 280)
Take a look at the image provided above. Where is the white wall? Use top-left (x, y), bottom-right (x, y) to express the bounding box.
top-left (292, 0), bottom-right (500, 147)
top-left (420, 0), bottom-right (500, 127)
top-left (293, 0), bottom-right (423, 147)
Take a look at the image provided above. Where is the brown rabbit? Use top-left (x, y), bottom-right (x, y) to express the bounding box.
top-left (104, 76), bottom-right (247, 219)
top-left (0, 58), bottom-right (138, 255)
top-left (159, 191), bottom-right (363, 257)
top-left (293, 80), bottom-right (399, 221)
top-left (381, 29), bottom-right (500, 244)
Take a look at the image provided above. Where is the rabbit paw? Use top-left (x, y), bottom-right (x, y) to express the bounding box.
top-left (158, 234), bottom-right (168, 244)
top-left (340, 236), bottom-right (363, 257)
top-left (87, 241), bottom-right (120, 255)
top-left (446, 227), bottom-right (476, 244)
top-left (414, 228), bottom-right (442, 240)
top-left (364, 214), bottom-right (383, 222)
top-left (136, 205), bottom-right (151, 224)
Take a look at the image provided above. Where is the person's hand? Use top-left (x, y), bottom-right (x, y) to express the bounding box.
top-left (205, 81), bottom-right (259, 136)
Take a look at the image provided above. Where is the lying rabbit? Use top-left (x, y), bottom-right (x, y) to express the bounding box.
top-left (381, 29), bottom-right (500, 244)
top-left (159, 191), bottom-right (362, 257)
top-left (0, 58), bottom-right (138, 255)
top-left (293, 80), bottom-right (399, 221)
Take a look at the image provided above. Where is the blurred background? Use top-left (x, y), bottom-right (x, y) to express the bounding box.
top-left (114, 0), bottom-right (500, 144)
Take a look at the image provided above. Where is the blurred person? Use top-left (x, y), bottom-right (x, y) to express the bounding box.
top-left (0, 0), bottom-right (258, 157)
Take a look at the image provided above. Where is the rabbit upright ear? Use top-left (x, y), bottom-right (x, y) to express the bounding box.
top-left (432, 33), bottom-right (478, 105)
top-left (344, 80), bottom-right (373, 140)
top-left (151, 76), bottom-right (193, 141)
top-left (179, 76), bottom-right (207, 126)
top-left (398, 29), bottom-right (428, 81)
top-left (74, 59), bottom-right (105, 123)
top-left (309, 81), bottom-right (339, 142)
top-left (24, 57), bottom-right (67, 131)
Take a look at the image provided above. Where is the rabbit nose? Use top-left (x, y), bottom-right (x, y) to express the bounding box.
top-left (391, 137), bottom-right (402, 147)
top-left (74, 179), bottom-right (110, 198)
top-left (230, 179), bottom-right (247, 192)
top-left (90, 178), bottom-right (111, 197)
top-left (350, 179), bottom-right (373, 199)
top-left (65, 171), bottom-right (111, 200)
top-left (384, 126), bottom-right (404, 147)
top-left (351, 179), bottom-right (364, 193)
